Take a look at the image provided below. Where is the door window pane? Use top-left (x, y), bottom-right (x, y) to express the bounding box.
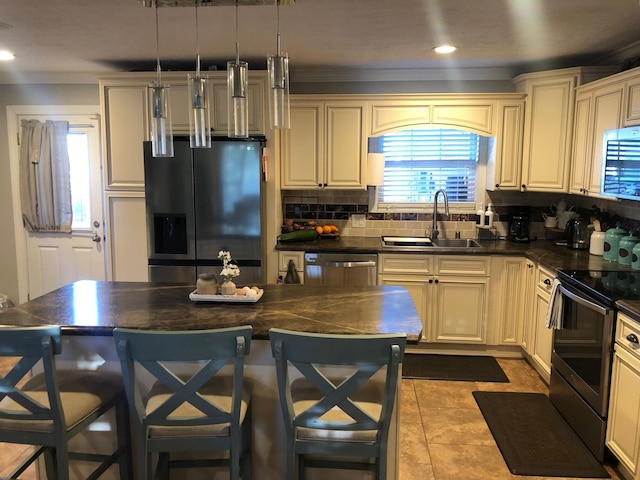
top-left (68, 132), bottom-right (91, 230)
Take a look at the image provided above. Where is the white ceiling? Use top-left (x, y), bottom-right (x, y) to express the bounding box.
top-left (1, 0), bottom-right (640, 84)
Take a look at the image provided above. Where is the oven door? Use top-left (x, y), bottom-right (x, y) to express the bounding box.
top-left (551, 282), bottom-right (615, 416)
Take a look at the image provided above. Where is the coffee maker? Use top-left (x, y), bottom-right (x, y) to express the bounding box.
top-left (507, 209), bottom-right (531, 243)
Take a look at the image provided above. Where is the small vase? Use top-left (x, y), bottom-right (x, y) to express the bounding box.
top-left (220, 279), bottom-right (236, 296)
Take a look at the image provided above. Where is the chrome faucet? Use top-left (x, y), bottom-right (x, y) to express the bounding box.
top-left (430, 189), bottom-right (449, 240)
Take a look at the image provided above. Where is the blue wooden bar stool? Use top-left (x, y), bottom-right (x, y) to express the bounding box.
top-left (269, 328), bottom-right (406, 480)
top-left (0, 325), bottom-right (132, 479)
top-left (113, 325), bottom-right (253, 480)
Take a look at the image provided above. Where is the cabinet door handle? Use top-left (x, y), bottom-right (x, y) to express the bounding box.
top-left (627, 333), bottom-right (639, 344)
top-left (434, 279), bottom-right (439, 284)
top-left (544, 278), bottom-right (551, 285)
top-left (428, 279), bottom-right (433, 284)
top-left (495, 183), bottom-right (500, 188)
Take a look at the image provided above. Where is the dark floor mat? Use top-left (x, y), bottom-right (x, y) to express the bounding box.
top-left (401, 353), bottom-right (509, 382)
top-left (473, 391), bottom-right (609, 478)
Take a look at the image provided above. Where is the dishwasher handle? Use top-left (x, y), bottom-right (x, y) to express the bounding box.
top-left (325, 261), bottom-right (377, 268)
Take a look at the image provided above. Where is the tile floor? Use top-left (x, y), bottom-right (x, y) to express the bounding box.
top-left (0, 357), bottom-right (626, 479)
top-left (399, 357), bottom-right (624, 480)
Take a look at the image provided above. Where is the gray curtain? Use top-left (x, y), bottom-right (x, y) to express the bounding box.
top-left (19, 120), bottom-right (72, 232)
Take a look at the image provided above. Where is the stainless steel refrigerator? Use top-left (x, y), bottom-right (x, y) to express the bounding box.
top-left (144, 137), bottom-right (265, 285)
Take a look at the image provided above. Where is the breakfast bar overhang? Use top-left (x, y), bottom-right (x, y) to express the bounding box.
top-left (0, 281), bottom-right (422, 479)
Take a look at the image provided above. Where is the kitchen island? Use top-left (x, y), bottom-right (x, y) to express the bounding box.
top-left (0, 281), bottom-right (422, 480)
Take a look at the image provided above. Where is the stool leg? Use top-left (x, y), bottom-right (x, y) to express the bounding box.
top-left (115, 395), bottom-right (134, 480)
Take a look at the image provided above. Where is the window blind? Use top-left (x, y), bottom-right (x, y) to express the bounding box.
top-left (376, 129), bottom-right (479, 205)
top-left (602, 138), bottom-right (640, 199)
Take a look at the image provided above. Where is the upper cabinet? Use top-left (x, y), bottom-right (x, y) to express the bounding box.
top-left (567, 66), bottom-right (640, 197)
top-left (99, 72), bottom-right (267, 189)
top-left (281, 97), bottom-right (367, 190)
top-left (510, 67), bottom-right (615, 193)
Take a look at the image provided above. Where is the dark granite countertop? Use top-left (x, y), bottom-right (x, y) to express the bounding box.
top-left (0, 281), bottom-right (423, 343)
top-left (616, 300), bottom-right (640, 323)
top-left (276, 236), bottom-right (638, 274)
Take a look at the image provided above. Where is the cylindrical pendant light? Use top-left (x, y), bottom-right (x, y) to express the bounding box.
top-left (188, 1), bottom-right (211, 148)
top-left (227, 1), bottom-right (249, 138)
top-left (268, 0), bottom-right (290, 129)
top-left (149, 83), bottom-right (174, 157)
top-left (149, 4), bottom-right (173, 157)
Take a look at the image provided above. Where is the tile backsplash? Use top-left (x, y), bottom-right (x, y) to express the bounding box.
top-left (281, 189), bottom-right (640, 240)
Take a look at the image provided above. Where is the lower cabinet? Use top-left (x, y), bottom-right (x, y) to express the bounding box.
top-left (378, 254), bottom-right (489, 344)
top-left (277, 251), bottom-right (305, 284)
top-left (525, 265), bottom-right (555, 382)
top-left (488, 257), bottom-right (527, 345)
top-left (607, 313), bottom-right (640, 480)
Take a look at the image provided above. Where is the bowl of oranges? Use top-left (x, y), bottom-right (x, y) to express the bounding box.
top-left (315, 224), bottom-right (340, 239)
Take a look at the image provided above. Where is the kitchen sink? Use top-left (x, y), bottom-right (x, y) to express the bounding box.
top-left (380, 236), bottom-right (484, 249)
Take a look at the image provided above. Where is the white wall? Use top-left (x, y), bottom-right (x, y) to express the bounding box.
top-left (0, 83), bottom-right (99, 305)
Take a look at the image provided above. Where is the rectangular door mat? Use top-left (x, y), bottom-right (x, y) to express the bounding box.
top-left (402, 354), bottom-right (509, 382)
top-left (473, 391), bottom-right (609, 478)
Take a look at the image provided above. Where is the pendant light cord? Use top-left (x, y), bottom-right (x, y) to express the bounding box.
top-left (235, 0), bottom-right (240, 64)
top-left (276, 0), bottom-right (281, 55)
top-left (195, 0), bottom-right (201, 75)
top-left (154, 3), bottom-right (161, 84)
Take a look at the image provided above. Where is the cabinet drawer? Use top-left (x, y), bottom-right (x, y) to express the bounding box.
top-left (378, 254), bottom-right (432, 275)
top-left (616, 313), bottom-right (640, 359)
top-left (278, 251), bottom-right (304, 271)
top-left (436, 256), bottom-right (489, 276)
top-left (537, 267), bottom-right (555, 292)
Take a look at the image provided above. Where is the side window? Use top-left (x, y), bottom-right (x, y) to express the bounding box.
top-left (369, 128), bottom-right (486, 213)
top-left (68, 131), bottom-right (92, 230)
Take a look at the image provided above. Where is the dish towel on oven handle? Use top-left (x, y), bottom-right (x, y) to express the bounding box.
top-left (545, 278), bottom-right (563, 329)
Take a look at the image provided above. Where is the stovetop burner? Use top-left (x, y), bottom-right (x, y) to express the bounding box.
top-left (557, 269), bottom-right (640, 306)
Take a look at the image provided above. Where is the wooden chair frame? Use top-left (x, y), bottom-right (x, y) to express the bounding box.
top-left (0, 325), bottom-right (132, 480)
top-left (113, 325), bottom-right (252, 480)
top-left (269, 328), bottom-right (406, 480)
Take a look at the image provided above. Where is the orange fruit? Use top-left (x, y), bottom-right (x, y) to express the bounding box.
top-left (315, 226), bottom-right (324, 235)
top-left (330, 225), bottom-right (339, 233)
top-left (323, 225), bottom-right (332, 234)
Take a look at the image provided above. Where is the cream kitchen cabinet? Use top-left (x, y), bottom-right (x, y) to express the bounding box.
top-left (626, 76), bottom-right (640, 125)
top-left (569, 82), bottom-right (624, 196)
top-left (512, 68), bottom-right (614, 193)
top-left (520, 260), bottom-right (537, 353)
top-left (526, 265), bottom-right (555, 382)
top-left (486, 100), bottom-right (525, 190)
top-left (378, 254), bottom-right (489, 344)
top-left (99, 72), bottom-right (268, 283)
top-left (488, 257), bottom-right (527, 345)
top-left (606, 312), bottom-right (640, 480)
top-left (281, 98), bottom-right (367, 189)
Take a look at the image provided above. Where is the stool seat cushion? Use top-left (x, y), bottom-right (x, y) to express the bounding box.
top-left (0, 370), bottom-right (123, 433)
top-left (146, 376), bottom-right (252, 438)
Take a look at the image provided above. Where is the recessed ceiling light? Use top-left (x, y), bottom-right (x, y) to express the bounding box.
top-left (0, 50), bottom-right (15, 61)
top-left (433, 45), bottom-right (457, 54)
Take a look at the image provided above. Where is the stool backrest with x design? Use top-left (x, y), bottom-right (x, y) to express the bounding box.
top-left (269, 328), bottom-right (406, 480)
top-left (114, 325), bottom-right (252, 480)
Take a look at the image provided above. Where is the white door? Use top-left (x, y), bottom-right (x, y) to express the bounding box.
top-left (10, 108), bottom-right (106, 300)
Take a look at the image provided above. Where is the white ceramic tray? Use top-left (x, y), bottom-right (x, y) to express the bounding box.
top-left (189, 289), bottom-right (264, 303)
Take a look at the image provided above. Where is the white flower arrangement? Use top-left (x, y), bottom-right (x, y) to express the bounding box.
top-left (218, 250), bottom-right (240, 281)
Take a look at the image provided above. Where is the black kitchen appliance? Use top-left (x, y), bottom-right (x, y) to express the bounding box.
top-left (144, 136), bottom-right (266, 284)
top-left (564, 217), bottom-right (590, 249)
top-left (551, 269), bottom-right (640, 461)
top-left (507, 210), bottom-right (530, 242)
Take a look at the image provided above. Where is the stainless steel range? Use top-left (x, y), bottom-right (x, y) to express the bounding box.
top-left (551, 269), bottom-right (640, 461)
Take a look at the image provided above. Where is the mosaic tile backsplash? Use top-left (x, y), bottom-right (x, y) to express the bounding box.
top-left (282, 189), bottom-right (640, 241)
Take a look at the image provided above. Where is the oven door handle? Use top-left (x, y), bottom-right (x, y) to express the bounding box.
top-left (559, 284), bottom-right (610, 316)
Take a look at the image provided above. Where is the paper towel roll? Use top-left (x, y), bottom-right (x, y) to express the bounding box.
top-left (589, 231), bottom-right (605, 256)
top-left (366, 153), bottom-right (385, 186)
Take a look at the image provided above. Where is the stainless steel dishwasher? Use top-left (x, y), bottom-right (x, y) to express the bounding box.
top-left (304, 253), bottom-right (377, 286)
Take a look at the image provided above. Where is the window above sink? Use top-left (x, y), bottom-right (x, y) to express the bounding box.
top-left (369, 128), bottom-right (489, 215)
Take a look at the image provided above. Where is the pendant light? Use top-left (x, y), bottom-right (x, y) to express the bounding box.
top-left (267, 0), bottom-right (290, 129)
top-left (188, 0), bottom-right (211, 148)
top-left (149, 3), bottom-right (173, 157)
top-left (227, 0), bottom-right (249, 138)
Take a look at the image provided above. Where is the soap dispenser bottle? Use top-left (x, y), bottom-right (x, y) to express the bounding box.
top-left (476, 202), bottom-right (485, 226)
top-left (485, 204), bottom-right (495, 227)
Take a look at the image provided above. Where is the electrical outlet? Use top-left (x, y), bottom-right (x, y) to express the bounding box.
top-left (351, 214), bottom-right (366, 228)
